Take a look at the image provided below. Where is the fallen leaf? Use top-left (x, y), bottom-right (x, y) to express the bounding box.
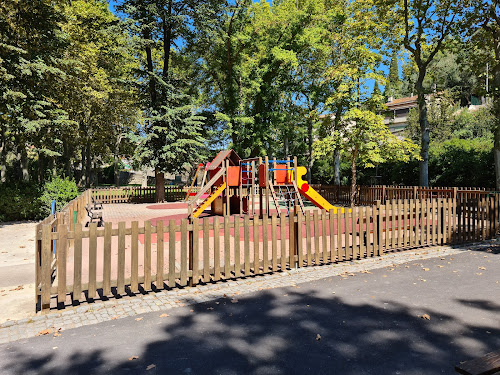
top-left (9, 285), bottom-right (23, 291)
top-left (53, 332), bottom-right (61, 337)
top-left (419, 279), bottom-right (426, 282)
top-left (420, 314), bottom-right (431, 320)
top-left (159, 313), bottom-right (169, 318)
top-left (52, 347), bottom-right (58, 350)
top-left (423, 268), bottom-right (430, 271)
top-left (146, 364), bottom-right (156, 371)
top-left (128, 356), bottom-right (139, 361)
top-left (19, 245), bottom-right (25, 248)
top-left (437, 265), bottom-right (444, 268)
top-left (36, 329), bottom-right (52, 336)
top-left (111, 316), bottom-right (119, 320)
top-left (135, 317), bottom-right (143, 321)
top-left (316, 334), bottom-right (321, 341)
top-left (476, 273), bottom-right (483, 276)
top-left (361, 270), bottom-right (372, 274)
top-left (478, 266), bottom-right (486, 270)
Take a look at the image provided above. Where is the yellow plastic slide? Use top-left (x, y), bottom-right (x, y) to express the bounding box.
top-left (193, 182), bottom-right (226, 218)
top-left (292, 166), bottom-right (348, 214)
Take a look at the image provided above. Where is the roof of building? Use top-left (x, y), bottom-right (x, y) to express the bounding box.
top-left (385, 95), bottom-right (418, 109)
top-left (208, 149), bottom-right (242, 170)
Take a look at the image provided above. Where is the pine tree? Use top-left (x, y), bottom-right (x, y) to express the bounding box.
top-left (384, 51), bottom-right (401, 100)
top-left (372, 81), bottom-right (382, 97)
top-left (118, 0), bottom-right (205, 201)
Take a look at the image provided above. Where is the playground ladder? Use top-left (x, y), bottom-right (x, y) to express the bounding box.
top-left (293, 180), bottom-right (306, 214)
top-left (240, 161), bottom-right (254, 215)
top-left (269, 183), bottom-right (305, 217)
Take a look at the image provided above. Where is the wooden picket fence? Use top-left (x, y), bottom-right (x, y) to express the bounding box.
top-left (35, 195), bottom-right (500, 312)
top-left (92, 186), bottom-right (200, 204)
top-left (309, 184), bottom-right (495, 205)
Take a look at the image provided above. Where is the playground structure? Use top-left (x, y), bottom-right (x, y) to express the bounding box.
top-left (186, 150), bottom-right (344, 219)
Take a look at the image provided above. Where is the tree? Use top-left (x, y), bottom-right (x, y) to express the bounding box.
top-left (384, 51), bottom-right (401, 100)
top-left (466, 1), bottom-right (500, 189)
top-left (119, 0), bottom-right (206, 201)
top-left (401, 0), bottom-right (470, 186)
top-left (0, 0), bottom-right (71, 183)
top-left (314, 108), bottom-right (420, 205)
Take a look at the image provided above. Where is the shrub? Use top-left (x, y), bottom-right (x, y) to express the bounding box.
top-left (39, 177), bottom-right (79, 218)
top-left (0, 182), bottom-right (43, 222)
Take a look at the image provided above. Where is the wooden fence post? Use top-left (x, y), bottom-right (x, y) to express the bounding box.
top-left (41, 224), bottom-right (52, 312)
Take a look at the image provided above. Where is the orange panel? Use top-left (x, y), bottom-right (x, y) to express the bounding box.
top-left (275, 168), bottom-right (287, 185)
top-left (227, 166), bottom-right (241, 186)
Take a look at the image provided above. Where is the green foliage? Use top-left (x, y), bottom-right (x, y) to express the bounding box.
top-left (39, 177), bottom-right (79, 217)
top-left (384, 51), bottom-right (401, 99)
top-left (429, 137), bottom-right (494, 187)
top-left (0, 183), bottom-right (42, 222)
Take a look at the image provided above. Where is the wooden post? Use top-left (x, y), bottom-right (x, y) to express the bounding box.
top-left (376, 200), bottom-right (382, 255)
top-left (226, 160), bottom-right (230, 217)
top-left (40, 225), bottom-right (52, 312)
top-left (259, 157), bottom-right (263, 219)
top-left (265, 156), bottom-right (270, 217)
top-left (251, 160), bottom-right (255, 217)
top-left (189, 218), bottom-right (199, 286)
top-left (290, 210), bottom-right (297, 268)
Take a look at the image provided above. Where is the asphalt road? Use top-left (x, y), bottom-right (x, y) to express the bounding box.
top-left (0, 246), bottom-right (499, 375)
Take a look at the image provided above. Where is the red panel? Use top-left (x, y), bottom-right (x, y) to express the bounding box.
top-left (210, 168), bottom-right (224, 187)
top-left (259, 165), bottom-right (266, 187)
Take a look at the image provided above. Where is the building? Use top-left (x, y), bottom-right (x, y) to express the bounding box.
top-left (384, 95), bottom-right (418, 137)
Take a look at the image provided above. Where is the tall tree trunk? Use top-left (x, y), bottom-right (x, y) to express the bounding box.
top-left (20, 147), bottom-right (28, 181)
top-left (114, 155), bottom-right (120, 187)
top-left (80, 145), bottom-right (86, 187)
top-left (416, 73), bottom-right (429, 187)
top-left (333, 149), bottom-right (340, 185)
top-left (284, 135), bottom-right (289, 158)
top-left (0, 130), bottom-right (6, 183)
top-left (63, 140), bottom-right (71, 178)
top-left (155, 168), bottom-right (165, 202)
top-left (52, 158), bottom-right (57, 177)
top-left (38, 153), bottom-right (44, 183)
top-left (162, 0), bottom-right (172, 79)
top-left (350, 146), bottom-right (358, 207)
top-left (490, 29), bottom-right (500, 190)
top-left (114, 133), bottom-right (121, 187)
top-left (85, 143), bottom-right (91, 188)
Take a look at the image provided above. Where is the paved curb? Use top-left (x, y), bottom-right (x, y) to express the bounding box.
top-left (0, 240), bottom-right (497, 345)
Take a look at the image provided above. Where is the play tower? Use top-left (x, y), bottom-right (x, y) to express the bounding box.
top-left (186, 149), bottom-right (340, 220)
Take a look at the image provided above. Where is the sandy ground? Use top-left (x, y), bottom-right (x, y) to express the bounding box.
top-left (0, 221), bottom-right (37, 324)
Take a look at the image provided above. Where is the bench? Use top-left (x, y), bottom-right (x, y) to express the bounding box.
top-left (455, 349), bottom-right (500, 375)
top-left (85, 204), bottom-right (104, 227)
top-left (91, 196), bottom-right (103, 210)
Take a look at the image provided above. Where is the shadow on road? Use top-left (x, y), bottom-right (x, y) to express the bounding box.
top-left (2, 282), bottom-right (500, 375)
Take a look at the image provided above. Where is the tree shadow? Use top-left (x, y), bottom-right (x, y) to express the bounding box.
top-left (3, 285), bottom-right (500, 375)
